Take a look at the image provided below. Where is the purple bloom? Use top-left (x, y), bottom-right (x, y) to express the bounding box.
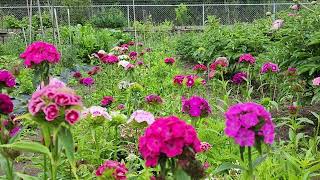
top-left (261, 62), bottom-right (280, 74)
top-left (239, 53), bottom-right (256, 64)
top-left (0, 69), bottom-right (16, 88)
top-left (225, 102), bottom-right (275, 147)
top-left (231, 72), bottom-right (247, 84)
top-left (79, 77), bottom-right (94, 86)
top-left (182, 96), bottom-right (211, 118)
top-left (145, 94), bottom-right (163, 105)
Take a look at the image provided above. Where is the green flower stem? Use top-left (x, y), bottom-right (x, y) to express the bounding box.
top-left (6, 158), bottom-right (13, 180)
top-left (43, 154), bottom-right (47, 180)
top-left (248, 147), bottom-right (253, 178)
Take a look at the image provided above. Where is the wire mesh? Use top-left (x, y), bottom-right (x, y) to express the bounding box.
top-left (0, 3), bottom-right (298, 29)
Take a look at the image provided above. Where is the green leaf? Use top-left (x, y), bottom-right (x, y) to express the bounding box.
top-left (174, 168), bottom-right (191, 180)
top-left (15, 172), bottom-right (40, 180)
top-left (58, 126), bottom-right (78, 180)
top-left (213, 162), bottom-right (246, 174)
top-left (0, 141), bottom-right (52, 160)
top-left (253, 154), bottom-right (267, 169)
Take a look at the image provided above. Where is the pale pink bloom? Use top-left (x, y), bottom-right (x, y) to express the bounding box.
top-left (312, 77), bottom-right (320, 86)
top-left (118, 60), bottom-right (130, 68)
top-left (271, 19), bottom-right (284, 30)
top-left (128, 110), bottom-right (155, 125)
top-left (88, 106), bottom-right (112, 120)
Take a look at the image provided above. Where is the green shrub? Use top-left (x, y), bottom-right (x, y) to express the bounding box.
top-left (91, 8), bottom-right (126, 29)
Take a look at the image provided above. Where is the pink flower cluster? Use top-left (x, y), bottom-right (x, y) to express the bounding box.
top-left (101, 96), bottom-right (114, 107)
top-left (0, 69), bottom-right (16, 88)
top-left (79, 77), bottom-right (94, 86)
top-left (287, 67), bottom-right (297, 76)
top-left (200, 142), bottom-right (212, 152)
top-left (128, 110), bottom-right (155, 125)
top-left (145, 94), bottom-right (163, 105)
top-left (0, 94), bottom-right (13, 115)
top-left (1, 115), bottom-right (21, 138)
top-left (95, 160), bottom-right (128, 180)
top-left (193, 64), bottom-right (207, 73)
top-left (28, 79), bottom-right (82, 125)
top-left (260, 62), bottom-right (280, 74)
top-left (129, 51), bottom-right (138, 60)
top-left (173, 75), bottom-right (206, 88)
top-left (100, 54), bottom-right (119, 64)
top-left (182, 96), bottom-right (212, 117)
top-left (271, 19), bottom-right (284, 31)
top-left (164, 57), bottom-right (175, 65)
top-left (224, 102), bottom-right (275, 147)
top-left (239, 53), bottom-right (256, 65)
top-left (20, 41), bottom-right (61, 68)
top-left (139, 116), bottom-right (201, 167)
top-left (313, 77), bottom-right (320, 86)
top-left (231, 72), bottom-right (247, 84)
top-left (209, 57), bottom-right (229, 78)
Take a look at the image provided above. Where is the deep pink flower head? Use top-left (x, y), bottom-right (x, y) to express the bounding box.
top-left (128, 41), bottom-right (135, 46)
top-left (0, 69), bottom-right (16, 88)
top-left (1, 115), bottom-right (21, 138)
top-left (260, 62), bottom-right (280, 74)
top-left (28, 79), bottom-right (83, 124)
top-left (313, 77), bottom-right (320, 86)
top-left (100, 54), bottom-right (119, 64)
top-left (101, 96), bottom-right (114, 107)
top-left (239, 53), bottom-right (256, 65)
top-left (182, 96), bottom-right (212, 117)
top-left (287, 67), bottom-right (297, 76)
top-left (193, 64), bottom-right (207, 73)
top-left (95, 160), bottom-right (128, 180)
top-left (173, 75), bottom-right (185, 85)
top-left (200, 142), bottom-right (212, 152)
top-left (225, 102), bottom-right (275, 147)
top-left (0, 94), bottom-right (13, 115)
top-left (164, 57), bottom-right (175, 65)
top-left (138, 116), bottom-right (201, 167)
top-left (129, 51), bottom-right (138, 60)
top-left (79, 77), bottom-right (94, 86)
top-left (185, 76), bottom-right (195, 88)
top-left (73, 72), bottom-right (82, 79)
top-left (209, 57), bottom-right (229, 78)
top-left (136, 61), bottom-right (144, 66)
top-left (145, 94), bottom-right (163, 105)
top-left (20, 41), bottom-right (61, 68)
top-left (231, 72), bottom-right (247, 84)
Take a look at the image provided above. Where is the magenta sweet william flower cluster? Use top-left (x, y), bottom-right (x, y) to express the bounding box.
top-left (145, 94), bottom-right (163, 105)
top-left (192, 64), bottom-right (207, 73)
top-left (95, 160), bottom-right (128, 180)
top-left (200, 142), bottom-right (212, 152)
top-left (209, 57), bottom-right (229, 78)
top-left (129, 51), bottom-right (138, 60)
top-left (28, 79), bottom-right (83, 125)
top-left (182, 96), bottom-right (212, 117)
top-left (101, 96), bottom-right (114, 107)
top-left (100, 54), bottom-right (119, 64)
top-left (224, 102), bottom-right (275, 147)
top-left (239, 53), bottom-right (256, 65)
top-left (0, 93), bottom-right (14, 115)
top-left (164, 57), bottom-right (175, 65)
top-left (231, 72), bottom-right (247, 84)
top-left (260, 62), bottom-right (280, 74)
top-left (139, 116), bottom-right (201, 167)
top-left (20, 41), bottom-right (61, 68)
top-left (0, 69), bottom-right (16, 88)
top-left (173, 75), bottom-right (206, 88)
top-left (1, 115), bottom-right (21, 138)
top-left (79, 77), bottom-right (95, 86)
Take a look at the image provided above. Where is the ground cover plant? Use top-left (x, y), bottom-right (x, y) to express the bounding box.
top-left (0, 1), bottom-right (320, 180)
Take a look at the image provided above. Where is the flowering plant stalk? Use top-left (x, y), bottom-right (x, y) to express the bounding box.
top-left (0, 94), bottom-right (21, 180)
top-left (7, 80), bottom-right (81, 180)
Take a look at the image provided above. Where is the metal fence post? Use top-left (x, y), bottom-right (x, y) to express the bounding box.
top-left (202, 4), bottom-right (205, 26)
top-left (127, 5), bottom-right (130, 27)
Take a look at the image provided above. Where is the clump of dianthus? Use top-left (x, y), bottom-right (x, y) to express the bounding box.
top-left (95, 160), bottom-right (128, 180)
top-left (224, 102), bottom-right (275, 147)
top-left (138, 116), bottom-right (201, 167)
top-left (182, 96), bottom-right (212, 118)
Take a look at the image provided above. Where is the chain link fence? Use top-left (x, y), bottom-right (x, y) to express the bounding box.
top-left (0, 3), bottom-right (297, 29)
